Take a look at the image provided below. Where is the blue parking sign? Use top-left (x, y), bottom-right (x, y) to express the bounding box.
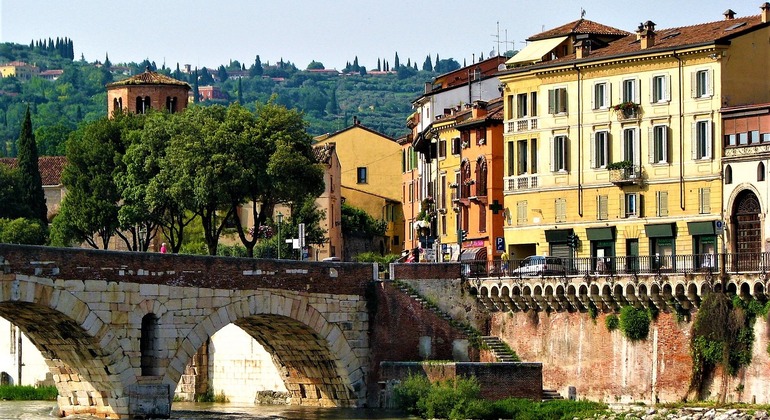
top-left (496, 237), bottom-right (505, 252)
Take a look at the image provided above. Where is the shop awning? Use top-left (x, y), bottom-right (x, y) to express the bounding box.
top-left (586, 227), bottom-right (615, 241)
top-left (545, 228), bottom-right (574, 243)
top-left (645, 223), bottom-right (676, 238)
top-left (688, 221), bottom-right (716, 235)
top-left (459, 247), bottom-right (487, 261)
top-left (505, 36), bottom-right (568, 65)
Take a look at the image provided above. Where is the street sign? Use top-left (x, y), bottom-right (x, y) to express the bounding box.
top-left (495, 237), bottom-right (505, 252)
top-left (715, 220), bottom-right (724, 235)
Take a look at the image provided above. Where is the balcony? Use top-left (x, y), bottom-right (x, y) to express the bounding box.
top-left (613, 103), bottom-right (641, 122)
top-left (505, 117), bottom-right (538, 134)
top-left (608, 164), bottom-right (642, 186)
top-left (504, 175), bottom-right (539, 192)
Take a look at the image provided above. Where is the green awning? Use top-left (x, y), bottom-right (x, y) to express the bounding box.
top-left (645, 223), bottom-right (676, 238)
top-left (586, 227), bottom-right (615, 241)
top-left (545, 229), bottom-right (574, 243)
top-left (687, 221), bottom-right (716, 235)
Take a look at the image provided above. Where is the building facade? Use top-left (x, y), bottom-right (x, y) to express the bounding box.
top-left (106, 68), bottom-right (190, 116)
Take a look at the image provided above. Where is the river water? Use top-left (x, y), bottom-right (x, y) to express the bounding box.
top-left (0, 401), bottom-right (413, 419)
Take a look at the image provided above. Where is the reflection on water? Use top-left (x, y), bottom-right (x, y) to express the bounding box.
top-left (0, 401), bottom-right (412, 420)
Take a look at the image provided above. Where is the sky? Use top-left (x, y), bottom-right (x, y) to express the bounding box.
top-left (0, 1), bottom-right (757, 71)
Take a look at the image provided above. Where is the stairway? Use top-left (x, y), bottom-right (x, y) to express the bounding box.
top-left (542, 389), bottom-right (564, 401)
top-left (480, 336), bottom-right (518, 362)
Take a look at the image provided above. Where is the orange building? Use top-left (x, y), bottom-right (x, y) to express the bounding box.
top-left (106, 68), bottom-right (190, 116)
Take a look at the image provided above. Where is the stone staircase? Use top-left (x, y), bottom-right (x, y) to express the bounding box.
top-left (391, 280), bottom-right (518, 362)
top-left (542, 389), bottom-right (564, 401)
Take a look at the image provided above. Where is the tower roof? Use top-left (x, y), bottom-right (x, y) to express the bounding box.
top-left (528, 18), bottom-right (630, 41)
top-left (106, 68), bottom-right (190, 89)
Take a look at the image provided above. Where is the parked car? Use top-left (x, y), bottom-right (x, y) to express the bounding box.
top-left (510, 256), bottom-right (566, 276)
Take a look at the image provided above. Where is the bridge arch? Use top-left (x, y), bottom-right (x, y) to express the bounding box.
top-left (167, 291), bottom-right (365, 408)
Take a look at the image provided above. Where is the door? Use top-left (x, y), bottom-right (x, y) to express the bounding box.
top-left (732, 190), bottom-right (761, 271)
top-left (626, 239), bottom-right (639, 273)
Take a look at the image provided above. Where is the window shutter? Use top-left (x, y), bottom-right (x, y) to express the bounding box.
top-left (691, 122), bottom-right (698, 160)
top-left (563, 137), bottom-right (569, 171)
top-left (657, 191), bottom-right (668, 217)
top-left (648, 127), bottom-right (655, 164)
top-left (549, 136), bottom-right (556, 172)
top-left (603, 133), bottom-right (610, 167)
top-left (633, 128), bottom-right (641, 167)
top-left (620, 193), bottom-right (626, 218)
top-left (635, 78), bottom-right (641, 103)
top-left (607, 83), bottom-right (612, 109)
top-left (591, 84), bottom-right (596, 110)
top-left (559, 88), bottom-right (568, 113)
top-left (706, 121), bottom-right (713, 159)
top-left (663, 126), bottom-right (670, 163)
top-left (690, 71), bottom-right (697, 98)
top-left (707, 68), bottom-right (714, 97)
top-left (638, 193), bottom-right (644, 217)
top-left (665, 75), bottom-right (672, 101)
top-left (590, 133), bottom-right (597, 168)
top-left (701, 188), bottom-right (711, 213)
top-left (548, 89), bottom-right (555, 114)
top-left (649, 77), bottom-right (655, 103)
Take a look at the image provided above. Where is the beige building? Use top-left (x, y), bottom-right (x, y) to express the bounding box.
top-left (0, 61), bottom-right (39, 81)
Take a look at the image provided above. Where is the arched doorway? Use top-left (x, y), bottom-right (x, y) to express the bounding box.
top-left (731, 190), bottom-right (762, 270)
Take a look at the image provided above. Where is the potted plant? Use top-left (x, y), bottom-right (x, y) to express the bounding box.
top-left (607, 160), bottom-right (633, 170)
top-left (612, 101), bottom-right (639, 119)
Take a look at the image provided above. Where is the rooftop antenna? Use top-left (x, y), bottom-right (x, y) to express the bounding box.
top-left (504, 29), bottom-right (515, 55)
top-left (581, 8), bottom-right (586, 19)
top-left (491, 21), bottom-right (502, 57)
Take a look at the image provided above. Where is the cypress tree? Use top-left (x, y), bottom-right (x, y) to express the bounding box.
top-left (193, 69), bottom-right (200, 103)
top-left (237, 77), bottom-right (243, 103)
top-left (394, 52), bottom-right (400, 69)
top-left (377, 58), bottom-right (381, 71)
top-left (16, 107), bottom-right (47, 224)
top-left (422, 55), bottom-right (433, 72)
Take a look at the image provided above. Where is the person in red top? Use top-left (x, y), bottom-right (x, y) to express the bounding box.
top-left (160, 243), bottom-right (167, 254)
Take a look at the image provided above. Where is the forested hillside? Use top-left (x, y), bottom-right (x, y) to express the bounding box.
top-left (0, 41), bottom-right (456, 157)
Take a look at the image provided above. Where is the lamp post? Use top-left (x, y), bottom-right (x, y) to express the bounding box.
top-left (277, 212), bottom-right (283, 259)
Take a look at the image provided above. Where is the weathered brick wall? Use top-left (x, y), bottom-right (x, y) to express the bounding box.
top-left (390, 262), bottom-right (462, 280)
top-left (0, 244), bottom-right (373, 295)
top-left (367, 281), bottom-right (479, 406)
top-left (492, 310), bottom-right (770, 404)
top-left (379, 361), bottom-right (542, 401)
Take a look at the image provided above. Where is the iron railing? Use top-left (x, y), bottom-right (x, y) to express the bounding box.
top-left (457, 252), bottom-right (770, 279)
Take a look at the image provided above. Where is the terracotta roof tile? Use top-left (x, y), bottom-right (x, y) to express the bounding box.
top-left (529, 19), bottom-right (630, 41)
top-left (313, 142), bottom-right (335, 164)
top-left (0, 156), bottom-right (67, 186)
top-left (106, 68), bottom-right (190, 89)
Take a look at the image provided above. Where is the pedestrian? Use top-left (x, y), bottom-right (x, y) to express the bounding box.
top-left (160, 243), bottom-right (167, 254)
top-left (501, 250), bottom-right (510, 275)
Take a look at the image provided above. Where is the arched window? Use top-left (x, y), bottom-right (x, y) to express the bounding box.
top-left (136, 96), bottom-right (151, 114)
top-left (166, 96), bottom-right (177, 113)
top-left (113, 98), bottom-right (122, 112)
top-left (140, 313), bottom-right (159, 376)
top-left (758, 162), bottom-right (765, 182)
top-left (725, 165), bottom-right (733, 184)
top-left (460, 159), bottom-right (471, 198)
top-left (475, 156), bottom-right (488, 196)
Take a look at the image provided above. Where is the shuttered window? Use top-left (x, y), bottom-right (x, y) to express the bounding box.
top-left (656, 191), bottom-right (669, 217)
top-left (516, 201), bottom-right (528, 225)
top-left (597, 195), bottom-right (608, 220)
top-left (699, 188), bottom-right (711, 214)
top-left (555, 198), bottom-right (567, 222)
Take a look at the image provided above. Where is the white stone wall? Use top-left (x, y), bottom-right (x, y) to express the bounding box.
top-left (207, 324), bottom-right (287, 403)
top-left (0, 318), bottom-right (49, 386)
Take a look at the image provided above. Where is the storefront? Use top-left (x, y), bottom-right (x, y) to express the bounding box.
top-left (645, 223), bottom-right (677, 271)
top-left (687, 221), bottom-right (717, 270)
top-left (586, 227), bottom-right (615, 273)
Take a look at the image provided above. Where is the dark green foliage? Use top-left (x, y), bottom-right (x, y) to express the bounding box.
top-left (0, 217), bottom-right (47, 244)
top-left (394, 374), bottom-right (607, 420)
top-left (0, 385), bottom-right (58, 401)
top-left (605, 314), bottom-right (619, 331)
top-left (588, 301), bottom-right (598, 321)
top-left (341, 203), bottom-right (386, 237)
top-left (15, 107), bottom-right (47, 224)
top-left (619, 305), bottom-right (650, 340)
top-left (0, 165), bottom-right (30, 219)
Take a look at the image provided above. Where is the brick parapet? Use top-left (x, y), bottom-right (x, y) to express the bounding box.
top-left (389, 262), bottom-right (462, 280)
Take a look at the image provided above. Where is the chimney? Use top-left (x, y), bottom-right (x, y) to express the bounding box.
top-left (762, 2), bottom-right (770, 23)
top-left (723, 9), bottom-right (736, 20)
top-left (472, 100), bottom-right (488, 118)
top-left (574, 39), bottom-right (591, 59)
top-left (353, 116), bottom-right (359, 126)
top-left (638, 20), bottom-right (656, 49)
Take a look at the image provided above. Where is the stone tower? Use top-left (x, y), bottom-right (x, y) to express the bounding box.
top-left (106, 67), bottom-right (190, 117)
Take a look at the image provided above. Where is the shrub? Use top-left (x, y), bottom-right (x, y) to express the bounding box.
top-left (0, 385), bottom-right (57, 400)
top-left (619, 306), bottom-right (650, 340)
top-left (605, 314), bottom-right (619, 331)
top-left (0, 217), bottom-right (47, 245)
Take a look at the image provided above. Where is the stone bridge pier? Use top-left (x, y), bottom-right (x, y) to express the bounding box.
top-left (0, 245), bottom-right (374, 419)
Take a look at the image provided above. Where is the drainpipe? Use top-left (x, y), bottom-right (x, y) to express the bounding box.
top-left (673, 52), bottom-right (685, 210)
top-left (575, 65), bottom-right (583, 217)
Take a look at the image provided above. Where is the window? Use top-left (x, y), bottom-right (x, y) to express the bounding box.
top-left (622, 78), bottom-right (638, 103)
top-left (530, 139), bottom-right (538, 174)
top-left (724, 165), bottom-right (732, 185)
top-left (517, 140), bottom-right (528, 174)
top-left (516, 201), bottom-right (527, 225)
top-left (408, 222), bottom-right (413, 240)
top-left (624, 193), bottom-right (640, 218)
top-left (550, 135), bottom-right (568, 172)
top-left (475, 156), bottom-right (488, 196)
top-left (356, 167), bottom-right (368, 184)
top-left (516, 93), bottom-right (528, 118)
top-left (623, 128), bottom-right (639, 166)
top-left (750, 130), bottom-right (760, 144)
top-left (408, 181), bottom-right (414, 202)
top-left (506, 95), bottom-right (514, 119)
top-left (530, 92), bottom-right (538, 117)
top-left (592, 82), bottom-right (609, 110)
top-left (451, 137), bottom-right (461, 155)
top-left (692, 120), bottom-right (712, 160)
top-left (724, 134), bottom-right (736, 147)
top-left (507, 141), bottom-right (515, 176)
top-left (692, 69), bottom-right (713, 98)
top-left (555, 198), bottom-right (567, 222)
top-left (651, 75), bottom-right (669, 103)
top-left (479, 204), bottom-right (487, 232)
top-left (698, 188), bottom-right (711, 214)
top-left (166, 96), bottom-right (178, 113)
top-left (438, 139), bottom-right (446, 158)
top-left (649, 125), bottom-right (669, 164)
top-left (759, 162), bottom-right (766, 182)
top-left (141, 313), bottom-right (159, 376)
top-left (763, 133), bottom-right (770, 143)
top-left (591, 131), bottom-right (609, 168)
top-left (656, 191), bottom-right (669, 217)
top-left (738, 132), bottom-right (748, 145)
top-left (597, 195), bottom-right (608, 220)
top-left (547, 87), bottom-right (568, 114)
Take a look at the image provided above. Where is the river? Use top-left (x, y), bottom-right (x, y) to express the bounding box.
top-left (0, 401), bottom-right (413, 419)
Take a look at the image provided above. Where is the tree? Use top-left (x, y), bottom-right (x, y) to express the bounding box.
top-left (326, 88), bottom-right (340, 115)
top-left (237, 77), bottom-right (243, 104)
top-left (394, 52), bottom-right (400, 69)
top-left (16, 107), bottom-right (47, 225)
top-left (250, 55), bottom-right (263, 77)
top-left (198, 67), bottom-right (214, 85)
top-left (377, 58), bottom-right (381, 71)
top-left (307, 60), bottom-right (324, 70)
top-left (192, 69), bottom-right (200, 103)
top-left (435, 58), bottom-right (461, 74)
top-left (0, 217), bottom-right (47, 244)
top-left (217, 65), bottom-right (229, 82)
top-left (0, 165), bottom-right (30, 219)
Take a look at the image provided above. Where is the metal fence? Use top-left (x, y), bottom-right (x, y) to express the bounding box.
top-left (459, 252), bottom-right (770, 279)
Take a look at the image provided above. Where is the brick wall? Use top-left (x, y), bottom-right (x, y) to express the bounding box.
top-left (390, 262), bottom-right (462, 280)
top-left (379, 361), bottom-right (542, 401)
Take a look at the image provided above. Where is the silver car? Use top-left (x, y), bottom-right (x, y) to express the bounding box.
top-left (510, 256), bottom-right (566, 276)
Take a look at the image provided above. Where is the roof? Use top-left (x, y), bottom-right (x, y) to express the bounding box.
top-left (316, 121), bottom-right (396, 143)
top-left (454, 97), bottom-right (504, 129)
top-left (106, 68), bottom-right (190, 89)
top-left (521, 15), bottom-right (767, 70)
top-left (0, 156), bottom-right (67, 186)
top-left (528, 19), bottom-right (630, 41)
top-left (40, 69), bottom-right (64, 76)
top-left (313, 142), bottom-right (336, 164)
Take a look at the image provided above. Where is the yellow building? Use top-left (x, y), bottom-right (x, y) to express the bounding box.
top-left (315, 118), bottom-right (405, 255)
top-left (500, 6), bottom-right (770, 272)
top-left (0, 61), bottom-right (39, 81)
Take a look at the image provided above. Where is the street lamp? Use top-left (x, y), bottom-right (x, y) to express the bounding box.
top-left (277, 212), bottom-right (283, 259)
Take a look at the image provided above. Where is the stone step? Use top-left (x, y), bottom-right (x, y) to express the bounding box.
top-left (542, 389), bottom-right (564, 401)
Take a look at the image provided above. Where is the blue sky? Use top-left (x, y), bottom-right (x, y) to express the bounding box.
top-left (0, 1), bottom-right (755, 71)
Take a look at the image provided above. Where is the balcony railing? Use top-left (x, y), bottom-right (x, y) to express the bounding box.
top-left (505, 117), bottom-right (538, 134)
top-left (456, 252), bottom-right (770, 279)
top-left (504, 175), bottom-right (539, 192)
top-left (609, 165), bottom-right (642, 186)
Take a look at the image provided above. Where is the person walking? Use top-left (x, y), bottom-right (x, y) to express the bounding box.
top-left (501, 250), bottom-right (510, 275)
top-left (160, 243), bottom-right (167, 254)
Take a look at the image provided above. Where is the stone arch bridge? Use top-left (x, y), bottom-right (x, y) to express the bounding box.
top-left (0, 244), bottom-right (381, 419)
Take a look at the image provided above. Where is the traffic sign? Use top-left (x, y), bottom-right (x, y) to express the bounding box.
top-left (495, 237), bottom-right (505, 252)
top-left (715, 220), bottom-right (724, 235)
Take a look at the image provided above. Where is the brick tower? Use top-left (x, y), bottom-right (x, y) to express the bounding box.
top-left (106, 67), bottom-right (190, 117)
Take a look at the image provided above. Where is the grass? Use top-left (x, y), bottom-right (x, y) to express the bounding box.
top-left (0, 385), bottom-right (58, 400)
